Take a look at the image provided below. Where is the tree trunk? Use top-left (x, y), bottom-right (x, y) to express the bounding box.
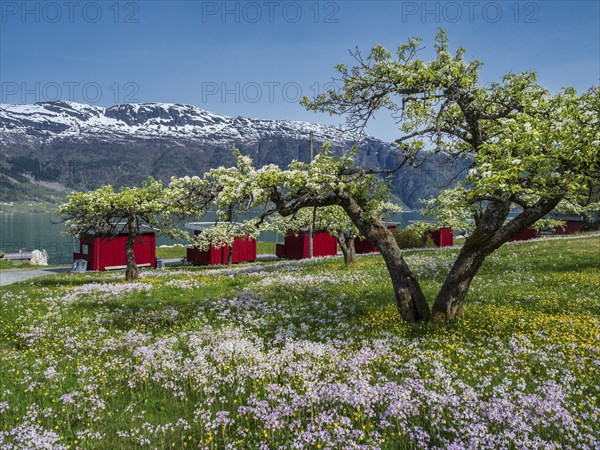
top-left (431, 243), bottom-right (489, 321)
top-left (430, 200), bottom-right (510, 321)
top-left (431, 197), bottom-right (561, 321)
top-left (378, 233), bottom-right (431, 322)
top-left (337, 232), bottom-right (356, 265)
top-left (342, 197), bottom-right (431, 322)
top-left (125, 216), bottom-right (139, 281)
top-left (226, 244), bottom-right (233, 267)
top-left (308, 206), bottom-right (316, 258)
top-left (421, 233), bottom-right (429, 248)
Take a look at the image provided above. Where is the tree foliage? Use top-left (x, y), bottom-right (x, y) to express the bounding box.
top-left (58, 179), bottom-right (180, 281)
top-left (284, 31), bottom-right (599, 321)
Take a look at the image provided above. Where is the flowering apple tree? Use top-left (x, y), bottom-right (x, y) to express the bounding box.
top-left (181, 145), bottom-right (432, 322)
top-left (167, 152), bottom-right (265, 265)
top-left (192, 220), bottom-right (261, 266)
top-left (58, 179), bottom-right (182, 281)
top-left (299, 31), bottom-right (599, 321)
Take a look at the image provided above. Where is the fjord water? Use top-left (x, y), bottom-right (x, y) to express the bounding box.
top-left (1, 212), bottom-right (75, 264)
top-left (0, 211), bottom-right (422, 265)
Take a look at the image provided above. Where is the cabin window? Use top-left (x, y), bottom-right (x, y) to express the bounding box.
top-left (82, 244), bottom-right (89, 255)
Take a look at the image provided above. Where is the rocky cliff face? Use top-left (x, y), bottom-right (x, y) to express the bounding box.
top-left (0, 101), bottom-right (466, 207)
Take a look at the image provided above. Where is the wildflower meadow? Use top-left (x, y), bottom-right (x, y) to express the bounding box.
top-left (1, 236), bottom-right (599, 449)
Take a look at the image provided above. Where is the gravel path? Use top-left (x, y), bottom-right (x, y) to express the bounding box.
top-left (0, 259), bottom-right (185, 287)
top-left (0, 267), bottom-right (71, 286)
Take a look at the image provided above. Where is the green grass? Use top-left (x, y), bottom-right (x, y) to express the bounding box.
top-left (0, 259), bottom-right (66, 271)
top-left (0, 235), bottom-right (598, 449)
top-left (0, 259), bottom-right (30, 270)
top-left (0, 259), bottom-right (49, 271)
top-left (156, 245), bottom-right (187, 259)
top-left (156, 242), bottom-right (277, 260)
top-left (256, 241), bottom-right (276, 254)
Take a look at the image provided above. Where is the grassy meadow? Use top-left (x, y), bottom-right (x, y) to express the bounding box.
top-left (0, 236), bottom-right (599, 449)
top-left (156, 242), bottom-right (277, 260)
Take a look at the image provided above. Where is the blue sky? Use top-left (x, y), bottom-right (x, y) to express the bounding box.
top-left (1, 0), bottom-right (598, 141)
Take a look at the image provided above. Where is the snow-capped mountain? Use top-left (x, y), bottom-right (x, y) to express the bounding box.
top-left (0, 101), bottom-right (353, 146)
top-left (0, 101), bottom-right (465, 207)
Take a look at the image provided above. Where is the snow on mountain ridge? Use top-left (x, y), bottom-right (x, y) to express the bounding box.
top-left (0, 101), bottom-right (357, 146)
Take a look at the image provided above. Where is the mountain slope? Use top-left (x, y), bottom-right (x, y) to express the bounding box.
top-left (0, 101), bottom-right (466, 208)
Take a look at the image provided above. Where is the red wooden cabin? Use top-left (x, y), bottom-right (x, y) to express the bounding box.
top-left (276, 231), bottom-right (337, 259)
top-left (509, 228), bottom-right (540, 242)
top-left (185, 223), bottom-right (256, 265)
top-left (73, 225), bottom-right (157, 271)
top-left (353, 223), bottom-right (399, 254)
top-left (354, 237), bottom-right (377, 254)
top-left (429, 227), bottom-right (454, 247)
top-left (553, 217), bottom-right (583, 235)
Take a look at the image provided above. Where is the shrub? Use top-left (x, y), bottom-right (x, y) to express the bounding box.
top-left (393, 228), bottom-right (436, 249)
